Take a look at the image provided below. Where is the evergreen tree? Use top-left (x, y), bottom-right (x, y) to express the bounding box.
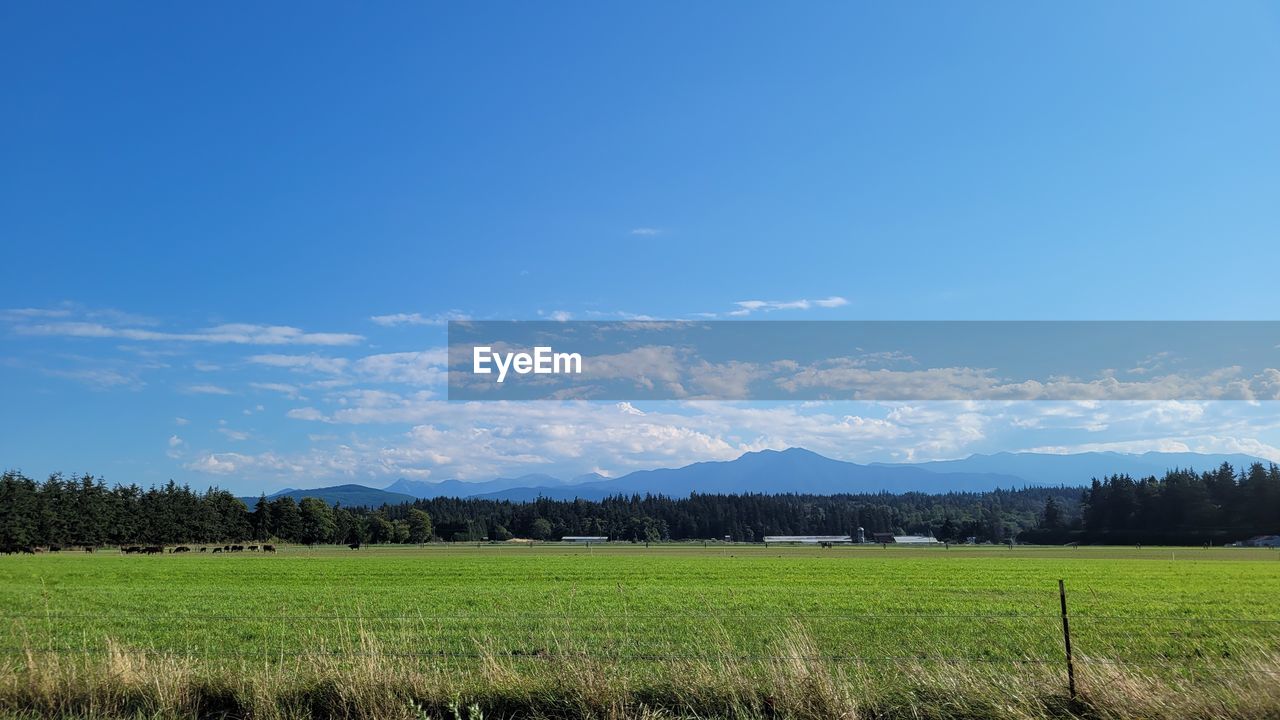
top-left (250, 494), bottom-right (271, 541)
top-left (269, 497), bottom-right (304, 542)
top-left (298, 497), bottom-right (336, 545)
top-left (406, 508), bottom-right (434, 543)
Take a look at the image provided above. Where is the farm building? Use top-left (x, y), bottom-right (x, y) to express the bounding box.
top-left (870, 534), bottom-right (941, 545)
top-left (1241, 535), bottom-right (1280, 548)
top-left (893, 535), bottom-right (941, 545)
top-left (762, 535), bottom-right (853, 544)
top-left (561, 536), bottom-right (609, 543)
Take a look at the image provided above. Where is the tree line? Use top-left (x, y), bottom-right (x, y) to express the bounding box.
top-left (0, 472), bottom-right (438, 549)
top-left (1, 469), bottom-right (1085, 548)
top-left (8, 464), bottom-right (1275, 549)
top-left (379, 487), bottom-right (1078, 543)
top-left (1024, 462), bottom-right (1280, 545)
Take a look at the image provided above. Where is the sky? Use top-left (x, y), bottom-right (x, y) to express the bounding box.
top-left (2, 2), bottom-right (1280, 494)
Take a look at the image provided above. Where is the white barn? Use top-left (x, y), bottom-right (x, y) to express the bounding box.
top-left (762, 535), bottom-right (853, 544)
top-left (892, 535), bottom-right (941, 545)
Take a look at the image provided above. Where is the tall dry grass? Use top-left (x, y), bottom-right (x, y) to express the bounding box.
top-left (1, 626), bottom-right (1278, 720)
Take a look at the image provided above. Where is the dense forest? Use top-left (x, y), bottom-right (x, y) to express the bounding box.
top-left (1, 462), bottom-right (1276, 549)
top-left (1024, 462), bottom-right (1280, 545)
top-left (387, 488), bottom-right (1072, 543)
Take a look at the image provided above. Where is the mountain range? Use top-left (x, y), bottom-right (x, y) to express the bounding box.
top-left (239, 484), bottom-right (418, 507)
top-left (243, 448), bottom-right (1272, 507)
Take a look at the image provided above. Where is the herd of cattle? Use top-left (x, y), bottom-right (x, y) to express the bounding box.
top-left (0, 542), bottom-right (385, 555)
top-left (121, 544), bottom-right (277, 554)
top-left (0, 543), bottom-right (277, 555)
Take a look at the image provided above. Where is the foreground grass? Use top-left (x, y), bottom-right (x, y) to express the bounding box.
top-left (3, 629), bottom-right (1280, 720)
top-left (2, 545), bottom-right (1279, 718)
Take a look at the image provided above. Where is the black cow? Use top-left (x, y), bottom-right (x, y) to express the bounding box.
top-left (212, 547), bottom-right (223, 553)
top-left (248, 545), bottom-right (259, 551)
top-left (348, 542), bottom-right (361, 550)
top-left (48, 545), bottom-right (62, 552)
top-left (84, 546), bottom-right (95, 553)
top-left (262, 544), bottom-right (276, 553)
top-left (199, 547), bottom-right (208, 552)
top-left (172, 546), bottom-right (191, 553)
top-left (143, 545), bottom-right (164, 555)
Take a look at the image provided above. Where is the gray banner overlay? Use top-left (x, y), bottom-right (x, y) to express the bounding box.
top-left (447, 321), bottom-right (1280, 401)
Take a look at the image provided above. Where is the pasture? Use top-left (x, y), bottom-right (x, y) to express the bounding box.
top-left (2, 544), bottom-right (1279, 719)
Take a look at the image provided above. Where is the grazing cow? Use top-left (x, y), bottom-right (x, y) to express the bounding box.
top-left (121, 546), bottom-right (141, 554)
top-left (172, 546), bottom-right (191, 553)
top-left (20, 546), bottom-right (35, 555)
top-left (212, 547), bottom-right (223, 553)
top-left (199, 547), bottom-right (207, 552)
top-left (262, 544), bottom-right (276, 553)
top-left (231, 544), bottom-right (245, 552)
top-left (248, 545), bottom-right (259, 551)
top-left (143, 545), bottom-right (164, 555)
top-left (348, 542), bottom-right (361, 550)
top-left (84, 546), bottom-right (95, 553)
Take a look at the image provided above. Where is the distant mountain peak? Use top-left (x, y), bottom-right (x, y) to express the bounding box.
top-left (277, 448), bottom-right (1274, 505)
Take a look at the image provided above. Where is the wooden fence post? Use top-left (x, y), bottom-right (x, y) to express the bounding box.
top-left (1058, 579), bottom-right (1076, 700)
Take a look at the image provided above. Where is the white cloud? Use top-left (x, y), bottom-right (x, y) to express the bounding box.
top-left (218, 428), bottom-right (251, 441)
top-left (250, 382), bottom-right (301, 398)
top-left (248, 354), bottom-right (351, 374)
top-left (287, 407), bottom-right (328, 421)
top-left (184, 394), bottom-right (1280, 485)
top-left (1, 305), bottom-right (156, 325)
top-left (16, 322), bottom-right (362, 346)
top-left (617, 402), bottom-right (645, 416)
top-left (729, 296), bottom-right (849, 315)
top-left (1018, 435), bottom-right (1280, 463)
top-left (630, 228), bottom-right (663, 236)
top-left (354, 350), bottom-right (448, 386)
top-left (186, 451), bottom-right (308, 476)
top-left (247, 350), bottom-right (447, 389)
top-left (263, 395), bottom-right (991, 480)
top-left (1, 307), bottom-right (74, 320)
top-left (370, 311), bottom-right (468, 327)
top-left (43, 368), bottom-right (143, 390)
top-left (174, 417), bottom-right (190, 426)
top-left (186, 384), bottom-right (233, 395)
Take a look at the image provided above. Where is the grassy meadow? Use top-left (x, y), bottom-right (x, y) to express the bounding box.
top-left (2, 543), bottom-right (1279, 719)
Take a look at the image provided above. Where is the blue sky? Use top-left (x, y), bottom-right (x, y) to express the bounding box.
top-left (3, 2), bottom-right (1280, 494)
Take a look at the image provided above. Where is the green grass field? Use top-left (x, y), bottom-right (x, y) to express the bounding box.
top-left (3, 544), bottom-right (1280, 719)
